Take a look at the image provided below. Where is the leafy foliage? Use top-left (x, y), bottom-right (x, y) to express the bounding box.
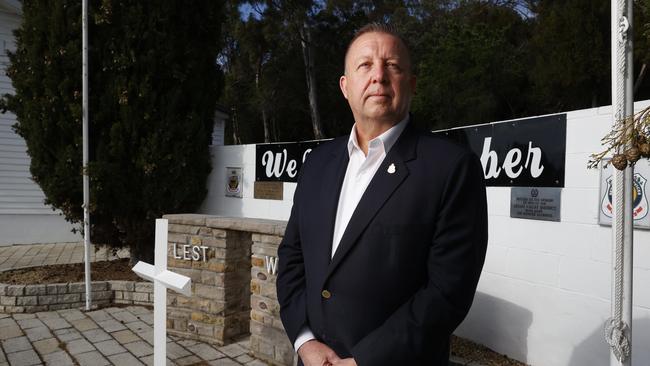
top-left (223, 0), bottom-right (650, 140)
top-left (1, 0), bottom-right (224, 262)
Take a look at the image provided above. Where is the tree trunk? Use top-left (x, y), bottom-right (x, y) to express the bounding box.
top-left (256, 57), bottom-right (271, 143)
top-left (300, 22), bottom-right (325, 139)
top-left (231, 106), bottom-right (241, 144)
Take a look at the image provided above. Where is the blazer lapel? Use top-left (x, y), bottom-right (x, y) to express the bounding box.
top-left (312, 138), bottom-right (349, 279)
top-left (324, 123), bottom-right (419, 280)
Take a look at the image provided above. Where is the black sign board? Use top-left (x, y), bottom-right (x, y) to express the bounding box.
top-left (255, 114), bottom-right (566, 187)
top-left (255, 140), bottom-right (328, 182)
top-left (438, 114), bottom-right (566, 187)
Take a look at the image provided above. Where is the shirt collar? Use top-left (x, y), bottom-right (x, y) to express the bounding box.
top-left (347, 115), bottom-right (409, 157)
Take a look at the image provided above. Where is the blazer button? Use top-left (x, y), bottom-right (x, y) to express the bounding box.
top-left (321, 290), bottom-right (331, 299)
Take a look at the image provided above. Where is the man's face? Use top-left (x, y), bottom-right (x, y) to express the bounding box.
top-left (340, 32), bottom-right (416, 125)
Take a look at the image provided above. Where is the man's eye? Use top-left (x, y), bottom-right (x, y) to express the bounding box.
top-left (387, 62), bottom-right (401, 70)
top-left (358, 62), bottom-right (371, 69)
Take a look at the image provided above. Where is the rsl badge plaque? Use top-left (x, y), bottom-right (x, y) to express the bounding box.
top-left (599, 159), bottom-right (650, 228)
top-left (226, 167), bottom-right (243, 198)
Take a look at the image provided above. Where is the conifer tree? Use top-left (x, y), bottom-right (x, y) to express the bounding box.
top-left (0, 0), bottom-right (224, 262)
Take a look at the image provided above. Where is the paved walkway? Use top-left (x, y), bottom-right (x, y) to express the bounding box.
top-left (0, 243), bottom-right (270, 366)
top-left (0, 242), bottom-right (129, 271)
top-left (0, 306), bottom-right (266, 366)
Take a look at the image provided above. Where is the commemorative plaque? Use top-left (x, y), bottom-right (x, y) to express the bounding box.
top-left (254, 181), bottom-right (283, 200)
top-left (510, 187), bottom-right (561, 221)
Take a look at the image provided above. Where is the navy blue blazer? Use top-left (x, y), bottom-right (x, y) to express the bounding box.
top-left (276, 122), bottom-right (488, 365)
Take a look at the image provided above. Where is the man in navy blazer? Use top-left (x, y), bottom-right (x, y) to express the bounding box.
top-left (277, 23), bottom-right (488, 366)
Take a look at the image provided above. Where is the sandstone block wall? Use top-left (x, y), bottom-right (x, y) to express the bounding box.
top-left (0, 280), bottom-right (152, 313)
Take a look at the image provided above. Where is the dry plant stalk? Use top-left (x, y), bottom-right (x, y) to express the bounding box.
top-left (588, 106), bottom-right (650, 170)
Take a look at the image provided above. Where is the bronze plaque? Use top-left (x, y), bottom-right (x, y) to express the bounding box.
top-left (254, 181), bottom-right (283, 200)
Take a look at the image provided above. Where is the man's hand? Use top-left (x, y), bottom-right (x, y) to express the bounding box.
top-left (298, 340), bottom-right (341, 366)
top-left (332, 358), bottom-right (357, 366)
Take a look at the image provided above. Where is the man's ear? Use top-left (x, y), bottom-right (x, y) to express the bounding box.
top-left (339, 75), bottom-right (348, 99)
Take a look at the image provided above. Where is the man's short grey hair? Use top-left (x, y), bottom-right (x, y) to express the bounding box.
top-left (343, 22), bottom-right (412, 73)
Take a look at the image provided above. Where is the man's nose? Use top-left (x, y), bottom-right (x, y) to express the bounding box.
top-left (371, 65), bottom-right (387, 84)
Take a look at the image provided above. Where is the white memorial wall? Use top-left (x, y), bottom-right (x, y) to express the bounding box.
top-left (199, 101), bottom-right (650, 366)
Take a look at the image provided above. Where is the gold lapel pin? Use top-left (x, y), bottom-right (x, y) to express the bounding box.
top-left (387, 163), bottom-right (396, 174)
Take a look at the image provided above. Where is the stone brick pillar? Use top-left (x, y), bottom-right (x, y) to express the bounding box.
top-left (164, 214), bottom-right (251, 345)
top-left (162, 214), bottom-right (295, 365)
top-left (250, 231), bottom-right (297, 366)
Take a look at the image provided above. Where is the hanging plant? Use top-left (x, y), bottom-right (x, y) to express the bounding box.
top-left (588, 106), bottom-right (650, 170)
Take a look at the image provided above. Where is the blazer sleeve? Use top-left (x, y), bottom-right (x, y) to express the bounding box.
top-left (276, 168), bottom-right (309, 344)
top-left (351, 151), bottom-right (488, 365)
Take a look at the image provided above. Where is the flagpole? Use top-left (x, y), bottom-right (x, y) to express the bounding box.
top-left (82, 0), bottom-right (92, 311)
top-left (607, 0), bottom-right (633, 364)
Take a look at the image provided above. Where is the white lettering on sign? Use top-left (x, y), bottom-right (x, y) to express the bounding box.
top-left (302, 148), bottom-right (312, 162)
top-left (261, 148), bottom-right (310, 179)
top-left (265, 256), bottom-right (279, 275)
top-left (480, 137), bottom-right (544, 179)
top-left (171, 243), bottom-right (209, 262)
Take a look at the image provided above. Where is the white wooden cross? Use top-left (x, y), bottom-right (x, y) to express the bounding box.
top-left (132, 219), bottom-right (191, 366)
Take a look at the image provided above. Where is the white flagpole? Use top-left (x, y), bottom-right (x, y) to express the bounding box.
top-left (607, 0), bottom-right (633, 364)
top-left (82, 0), bottom-right (92, 310)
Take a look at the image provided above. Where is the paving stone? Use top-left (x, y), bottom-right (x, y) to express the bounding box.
top-left (16, 318), bottom-right (45, 329)
top-left (12, 313), bottom-right (35, 320)
top-left (42, 350), bottom-right (75, 366)
top-left (95, 339), bottom-right (127, 356)
top-left (208, 358), bottom-right (242, 366)
top-left (125, 306), bottom-right (151, 315)
top-left (53, 328), bottom-right (82, 342)
top-left (32, 338), bottom-right (61, 355)
top-left (123, 340), bottom-right (153, 357)
top-left (124, 320), bottom-right (151, 333)
top-left (2, 336), bottom-right (32, 353)
top-left (112, 310), bottom-right (140, 323)
top-left (188, 343), bottom-right (226, 360)
top-left (70, 318), bottom-right (99, 331)
top-left (176, 339), bottom-right (198, 347)
top-left (244, 360), bottom-right (268, 366)
top-left (139, 330), bottom-right (154, 345)
top-left (97, 318), bottom-right (127, 332)
top-left (236, 354), bottom-right (254, 363)
top-left (104, 307), bottom-right (124, 314)
top-left (175, 355), bottom-right (202, 365)
top-left (82, 328), bottom-right (112, 343)
top-left (0, 325), bottom-right (26, 341)
top-left (0, 318), bottom-right (17, 328)
top-left (137, 313), bottom-right (153, 325)
top-left (58, 309), bottom-right (86, 321)
top-left (107, 352), bottom-right (146, 366)
top-left (64, 338), bottom-right (95, 355)
top-left (75, 350), bottom-right (111, 365)
top-left (139, 354), bottom-right (174, 366)
top-left (42, 317), bottom-right (72, 330)
top-left (218, 343), bottom-right (248, 358)
top-left (35, 311), bottom-right (61, 320)
top-left (85, 310), bottom-right (112, 322)
top-left (111, 329), bottom-right (140, 344)
top-left (6, 349), bottom-right (41, 366)
top-left (167, 341), bottom-right (192, 359)
top-left (24, 326), bottom-right (52, 342)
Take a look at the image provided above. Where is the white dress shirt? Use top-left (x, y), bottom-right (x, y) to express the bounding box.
top-left (294, 116), bottom-right (409, 352)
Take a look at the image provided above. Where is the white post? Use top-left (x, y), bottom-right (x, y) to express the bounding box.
top-left (81, 0), bottom-right (91, 311)
top-left (154, 219), bottom-right (169, 366)
top-left (607, 0), bottom-right (633, 365)
top-left (132, 219), bottom-right (191, 365)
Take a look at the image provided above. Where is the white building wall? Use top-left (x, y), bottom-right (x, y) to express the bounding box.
top-left (201, 101), bottom-right (650, 366)
top-left (0, 7), bottom-right (80, 245)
